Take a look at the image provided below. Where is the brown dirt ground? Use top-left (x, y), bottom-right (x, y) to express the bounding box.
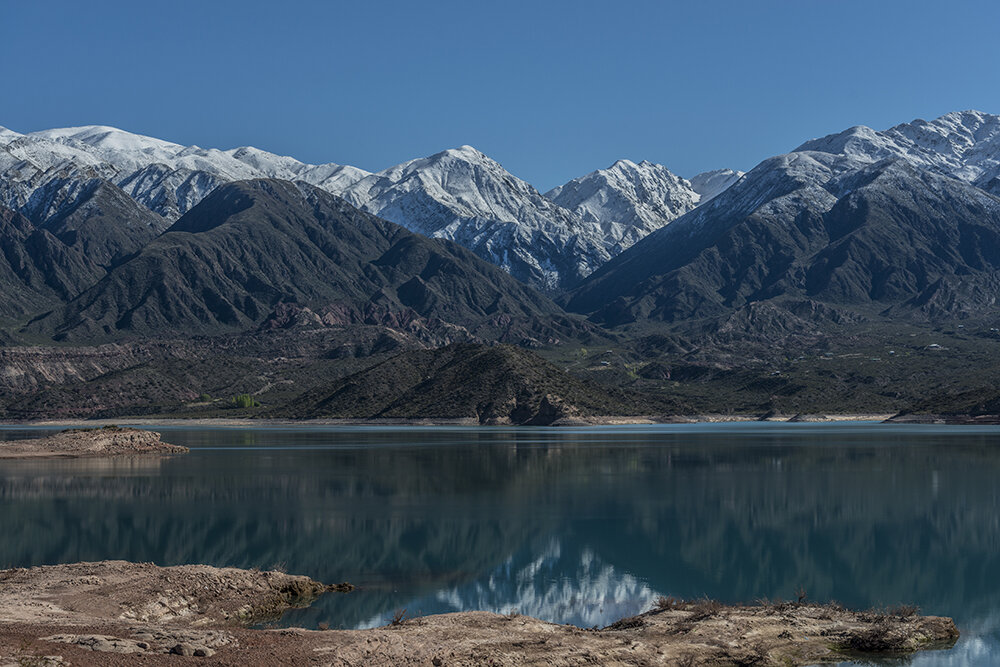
top-left (0, 562), bottom-right (958, 666)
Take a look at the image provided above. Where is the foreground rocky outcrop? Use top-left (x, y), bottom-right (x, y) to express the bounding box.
top-left (0, 427), bottom-right (188, 458)
top-left (0, 562), bottom-right (958, 666)
top-left (0, 561), bottom-right (333, 663)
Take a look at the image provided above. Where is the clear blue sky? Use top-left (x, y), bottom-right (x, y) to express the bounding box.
top-left (4, 0), bottom-right (999, 191)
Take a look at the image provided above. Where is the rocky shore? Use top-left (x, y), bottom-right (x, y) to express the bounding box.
top-left (13, 413), bottom-right (896, 431)
top-left (0, 561), bottom-right (958, 666)
top-left (887, 413), bottom-right (1000, 425)
top-left (0, 426), bottom-right (188, 458)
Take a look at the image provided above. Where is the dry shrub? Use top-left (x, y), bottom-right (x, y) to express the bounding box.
top-left (889, 604), bottom-right (919, 619)
top-left (688, 597), bottom-right (723, 622)
top-left (654, 595), bottom-right (681, 611)
top-left (846, 619), bottom-right (906, 652)
top-left (729, 640), bottom-right (770, 666)
top-left (605, 614), bottom-right (646, 631)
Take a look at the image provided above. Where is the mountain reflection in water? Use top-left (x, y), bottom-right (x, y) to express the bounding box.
top-left (1, 423), bottom-right (999, 665)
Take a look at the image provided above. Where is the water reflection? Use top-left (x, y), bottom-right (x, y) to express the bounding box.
top-left (1, 423), bottom-right (999, 665)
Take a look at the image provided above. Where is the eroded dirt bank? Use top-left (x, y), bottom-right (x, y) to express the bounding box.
top-left (0, 562), bottom-right (958, 666)
top-left (15, 413), bottom-right (895, 429)
top-left (0, 427), bottom-right (188, 458)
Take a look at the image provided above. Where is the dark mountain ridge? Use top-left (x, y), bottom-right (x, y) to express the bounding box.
top-left (0, 206), bottom-right (103, 322)
top-left (29, 177), bottom-right (169, 267)
top-left (27, 179), bottom-right (590, 343)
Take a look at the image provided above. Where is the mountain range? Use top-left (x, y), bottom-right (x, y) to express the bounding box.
top-left (0, 124), bottom-right (738, 290)
top-left (568, 110), bottom-right (1000, 328)
top-left (5, 110), bottom-right (1000, 419)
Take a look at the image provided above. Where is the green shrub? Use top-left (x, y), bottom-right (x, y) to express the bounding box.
top-left (232, 393), bottom-right (259, 409)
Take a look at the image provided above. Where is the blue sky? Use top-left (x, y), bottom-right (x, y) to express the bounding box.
top-left (5, 0), bottom-right (999, 191)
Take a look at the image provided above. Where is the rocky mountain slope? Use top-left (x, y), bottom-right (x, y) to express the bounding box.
top-left (1, 125), bottom-right (739, 290)
top-left (271, 343), bottom-right (675, 423)
top-left (22, 177), bottom-right (169, 267)
top-left (0, 205), bottom-right (103, 321)
top-left (567, 110), bottom-right (1000, 328)
top-left (26, 179), bottom-right (584, 343)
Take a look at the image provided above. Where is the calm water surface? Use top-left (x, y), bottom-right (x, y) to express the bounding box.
top-left (0, 422), bottom-right (997, 665)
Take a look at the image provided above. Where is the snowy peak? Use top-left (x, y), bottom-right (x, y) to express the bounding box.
top-left (0, 124), bottom-right (369, 220)
top-left (795, 110), bottom-right (1000, 188)
top-left (371, 144), bottom-right (502, 185)
top-left (546, 159), bottom-right (709, 254)
top-left (547, 158), bottom-right (698, 222)
top-left (889, 110), bottom-right (1000, 156)
top-left (689, 168), bottom-right (744, 202)
top-left (885, 110), bottom-right (1000, 184)
top-left (445, 144), bottom-right (488, 160)
top-left (341, 146), bottom-right (601, 289)
top-left (795, 124), bottom-right (900, 161)
top-left (29, 125), bottom-right (184, 154)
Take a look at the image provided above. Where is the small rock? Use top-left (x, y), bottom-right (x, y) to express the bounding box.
top-left (194, 647), bottom-right (215, 657)
top-left (171, 643), bottom-right (197, 656)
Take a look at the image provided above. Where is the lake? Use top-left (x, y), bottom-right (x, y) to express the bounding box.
top-left (0, 422), bottom-right (997, 665)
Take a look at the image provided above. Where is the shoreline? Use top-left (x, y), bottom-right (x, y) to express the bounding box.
top-left (2, 413), bottom-right (898, 428)
top-left (0, 561), bottom-right (958, 666)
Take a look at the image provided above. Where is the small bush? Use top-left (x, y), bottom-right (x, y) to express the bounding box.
top-left (198, 393), bottom-right (212, 402)
top-left (688, 597), bottom-right (723, 621)
top-left (389, 608), bottom-right (407, 626)
top-left (889, 604), bottom-right (919, 619)
top-left (654, 595), bottom-right (681, 611)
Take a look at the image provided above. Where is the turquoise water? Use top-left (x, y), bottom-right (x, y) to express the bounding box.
top-left (0, 422), bottom-right (996, 665)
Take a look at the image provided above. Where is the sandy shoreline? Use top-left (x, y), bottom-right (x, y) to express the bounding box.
top-left (0, 561), bottom-right (958, 666)
top-left (3, 414), bottom-right (898, 429)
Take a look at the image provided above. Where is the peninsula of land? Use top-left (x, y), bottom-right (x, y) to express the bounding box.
top-left (0, 561), bottom-right (958, 666)
top-left (0, 427), bottom-right (188, 458)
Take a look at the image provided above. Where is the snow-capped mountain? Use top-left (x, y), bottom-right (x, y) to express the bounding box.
top-left (0, 128), bottom-right (649, 288)
top-left (567, 110), bottom-right (1000, 327)
top-left (544, 160), bottom-right (701, 254)
top-left (0, 125), bottom-right (370, 220)
top-left (544, 160), bottom-right (744, 256)
top-left (795, 110), bottom-right (1000, 193)
top-left (339, 146), bottom-right (613, 288)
